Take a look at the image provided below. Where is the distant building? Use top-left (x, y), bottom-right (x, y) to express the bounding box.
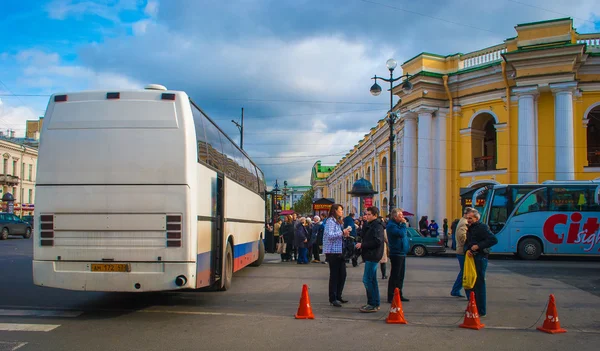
top-left (282, 185), bottom-right (311, 210)
top-left (0, 138), bottom-right (37, 216)
top-left (310, 160), bottom-right (334, 199)
top-left (26, 117), bottom-right (44, 140)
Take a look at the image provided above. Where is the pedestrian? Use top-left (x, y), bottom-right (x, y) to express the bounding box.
top-left (323, 204), bottom-right (352, 307)
top-left (450, 207), bottom-right (473, 298)
top-left (379, 230), bottom-right (388, 280)
top-left (310, 216), bottom-right (322, 263)
top-left (344, 212), bottom-right (357, 238)
top-left (386, 208), bottom-right (410, 302)
top-left (419, 216), bottom-right (429, 236)
top-left (464, 209), bottom-right (498, 317)
top-left (443, 218), bottom-right (449, 248)
top-left (428, 220), bottom-right (439, 237)
top-left (281, 215), bottom-right (294, 262)
top-left (295, 217), bottom-right (309, 264)
top-left (450, 217), bottom-right (460, 250)
top-left (355, 206), bottom-right (385, 312)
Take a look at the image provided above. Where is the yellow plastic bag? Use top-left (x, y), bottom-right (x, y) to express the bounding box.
top-left (462, 254), bottom-right (477, 290)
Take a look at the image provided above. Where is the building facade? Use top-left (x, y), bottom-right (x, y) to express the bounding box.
top-left (0, 138), bottom-right (38, 215)
top-left (321, 18), bottom-right (600, 225)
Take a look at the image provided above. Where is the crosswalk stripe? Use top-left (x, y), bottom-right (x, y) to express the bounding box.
top-left (0, 341), bottom-right (28, 351)
top-left (0, 309), bottom-right (82, 318)
top-left (0, 323), bottom-right (60, 332)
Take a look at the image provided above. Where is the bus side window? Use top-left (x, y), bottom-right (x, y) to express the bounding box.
top-left (191, 105), bottom-right (209, 164)
top-left (515, 190), bottom-right (548, 216)
top-left (203, 120), bottom-right (225, 172)
top-left (588, 188), bottom-right (600, 212)
top-left (549, 187), bottom-right (589, 212)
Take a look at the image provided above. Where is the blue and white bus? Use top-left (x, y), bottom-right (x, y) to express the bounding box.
top-left (33, 84), bottom-right (266, 292)
top-left (474, 180), bottom-right (600, 260)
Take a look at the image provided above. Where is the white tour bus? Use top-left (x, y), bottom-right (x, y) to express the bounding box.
top-left (33, 84), bottom-right (266, 292)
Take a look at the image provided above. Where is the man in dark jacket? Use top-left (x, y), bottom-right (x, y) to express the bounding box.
top-left (343, 213), bottom-right (357, 238)
top-left (386, 208), bottom-right (410, 303)
top-left (355, 206), bottom-right (384, 312)
top-left (465, 209), bottom-right (498, 317)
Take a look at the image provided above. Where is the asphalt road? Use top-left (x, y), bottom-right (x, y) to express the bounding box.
top-left (1, 238), bottom-right (600, 351)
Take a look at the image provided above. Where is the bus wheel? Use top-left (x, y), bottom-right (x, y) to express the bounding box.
top-left (219, 242), bottom-right (233, 291)
top-left (250, 240), bottom-right (265, 267)
top-left (0, 228), bottom-right (8, 240)
top-left (518, 238), bottom-right (542, 260)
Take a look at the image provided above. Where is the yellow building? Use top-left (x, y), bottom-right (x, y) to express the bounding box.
top-left (319, 18), bottom-right (600, 224)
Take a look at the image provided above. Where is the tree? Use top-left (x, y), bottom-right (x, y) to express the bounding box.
top-left (292, 188), bottom-right (315, 215)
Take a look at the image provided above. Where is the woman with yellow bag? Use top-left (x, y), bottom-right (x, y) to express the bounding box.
top-left (464, 210), bottom-right (498, 318)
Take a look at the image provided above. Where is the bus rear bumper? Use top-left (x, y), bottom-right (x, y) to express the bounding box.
top-left (33, 260), bottom-right (199, 292)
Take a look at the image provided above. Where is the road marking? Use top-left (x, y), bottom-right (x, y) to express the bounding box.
top-left (0, 309), bottom-right (82, 318)
top-left (0, 342), bottom-right (28, 351)
top-left (0, 323), bottom-right (60, 332)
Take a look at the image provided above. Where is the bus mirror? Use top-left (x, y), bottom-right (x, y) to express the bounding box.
top-left (472, 187), bottom-right (488, 208)
top-left (595, 185), bottom-right (600, 205)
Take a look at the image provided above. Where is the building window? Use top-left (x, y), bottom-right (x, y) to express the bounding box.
top-left (28, 164), bottom-right (32, 181)
top-left (471, 113), bottom-right (497, 171)
top-left (587, 106), bottom-right (600, 167)
top-left (21, 162), bottom-right (24, 178)
top-left (12, 160), bottom-right (16, 176)
top-left (12, 187), bottom-right (16, 198)
top-left (380, 157), bottom-right (387, 191)
top-left (29, 189), bottom-right (32, 203)
top-left (2, 159), bottom-right (7, 175)
top-left (366, 166), bottom-right (371, 182)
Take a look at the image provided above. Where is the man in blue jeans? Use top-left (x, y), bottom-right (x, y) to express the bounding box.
top-left (355, 206), bottom-right (384, 313)
top-left (464, 209), bottom-right (498, 317)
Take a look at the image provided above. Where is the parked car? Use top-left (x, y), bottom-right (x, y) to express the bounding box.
top-left (407, 227), bottom-right (445, 257)
top-left (0, 213), bottom-right (33, 240)
top-left (22, 215), bottom-right (34, 227)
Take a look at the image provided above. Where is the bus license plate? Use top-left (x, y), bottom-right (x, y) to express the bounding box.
top-left (91, 263), bottom-right (130, 272)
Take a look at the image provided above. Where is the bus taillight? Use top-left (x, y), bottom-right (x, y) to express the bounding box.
top-left (40, 214), bottom-right (54, 246)
top-left (166, 214), bottom-right (182, 248)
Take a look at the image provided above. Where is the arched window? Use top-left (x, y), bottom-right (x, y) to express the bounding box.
top-left (587, 106), bottom-right (600, 167)
top-left (382, 198), bottom-right (388, 217)
top-left (380, 157), bottom-right (387, 191)
top-left (471, 113), bottom-right (497, 171)
top-left (366, 166), bottom-right (371, 182)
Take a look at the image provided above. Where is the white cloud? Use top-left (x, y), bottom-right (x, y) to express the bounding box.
top-left (46, 0), bottom-right (120, 22)
top-left (132, 20), bottom-right (151, 35)
top-left (0, 101), bottom-right (39, 138)
top-left (144, 0), bottom-right (159, 17)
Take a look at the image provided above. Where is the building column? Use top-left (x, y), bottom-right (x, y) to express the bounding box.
top-left (433, 109), bottom-right (448, 222)
top-left (415, 107), bottom-right (436, 221)
top-left (514, 86), bottom-right (539, 184)
top-left (550, 82), bottom-right (577, 180)
top-left (401, 113), bottom-right (417, 217)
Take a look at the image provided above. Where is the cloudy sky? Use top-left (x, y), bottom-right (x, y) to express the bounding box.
top-left (1, 0), bottom-right (599, 187)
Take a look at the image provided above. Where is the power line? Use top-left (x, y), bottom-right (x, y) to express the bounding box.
top-left (358, 0), bottom-right (499, 34)
top-left (199, 97), bottom-right (388, 105)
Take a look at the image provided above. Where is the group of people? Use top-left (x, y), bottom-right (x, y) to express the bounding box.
top-left (323, 204), bottom-right (410, 312)
top-left (273, 213), bottom-right (324, 264)
top-left (418, 216), bottom-right (451, 247)
top-left (317, 203), bottom-right (497, 317)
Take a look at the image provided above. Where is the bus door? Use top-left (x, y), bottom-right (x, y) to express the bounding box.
top-left (211, 175), bottom-right (224, 286)
top-left (510, 187), bottom-right (559, 254)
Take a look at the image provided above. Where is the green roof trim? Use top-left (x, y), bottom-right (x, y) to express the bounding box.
top-left (589, 52), bottom-right (600, 57)
top-left (516, 17), bottom-right (571, 28)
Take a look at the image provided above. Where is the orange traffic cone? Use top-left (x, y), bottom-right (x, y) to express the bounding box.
top-left (295, 284), bottom-right (315, 319)
top-left (537, 294), bottom-right (566, 334)
top-left (459, 291), bottom-right (485, 330)
top-left (386, 288), bottom-right (407, 324)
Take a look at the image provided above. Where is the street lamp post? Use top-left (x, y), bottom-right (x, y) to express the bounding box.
top-left (370, 58), bottom-right (413, 215)
top-left (272, 179), bottom-right (280, 221)
top-left (231, 107), bottom-right (244, 149)
top-left (282, 181), bottom-right (289, 210)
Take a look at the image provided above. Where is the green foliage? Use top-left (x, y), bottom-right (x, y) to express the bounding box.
top-left (292, 188), bottom-right (315, 215)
